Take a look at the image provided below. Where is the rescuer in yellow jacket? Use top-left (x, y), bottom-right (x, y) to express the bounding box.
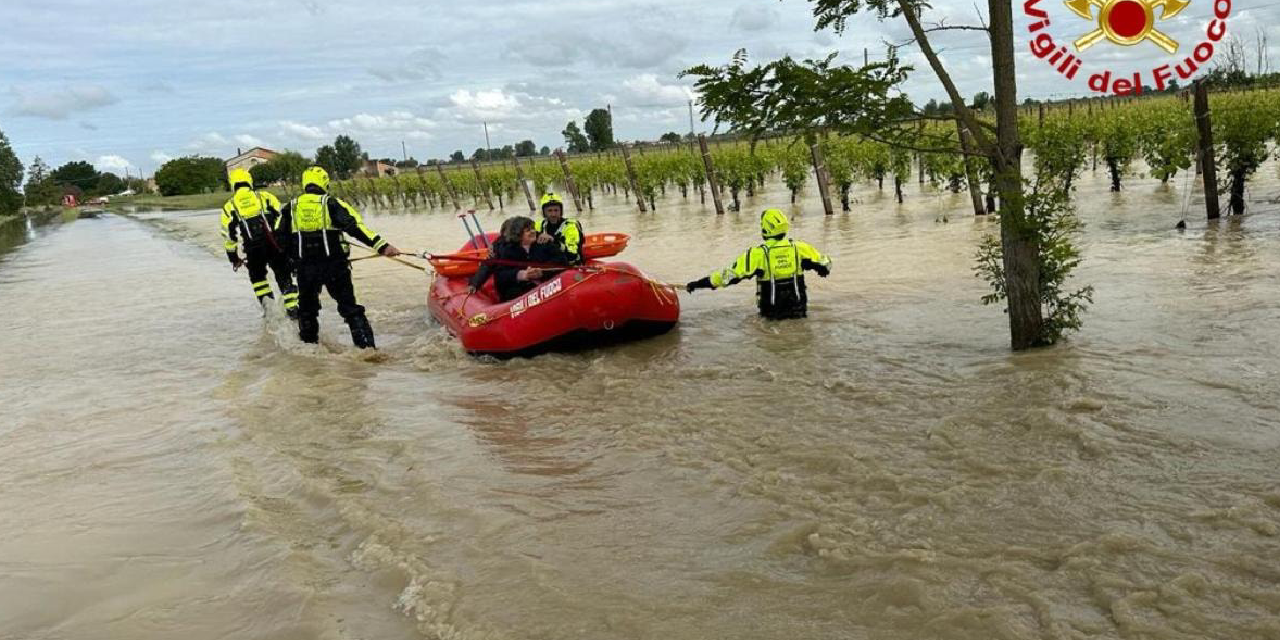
top-left (534, 192), bottom-right (584, 264)
top-left (221, 168), bottom-right (298, 317)
top-left (273, 166), bottom-right (402, 349)
top-left (685, 209), bottom-right (832, 319)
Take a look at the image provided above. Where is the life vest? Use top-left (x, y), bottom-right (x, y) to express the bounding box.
top-left (229, 188), bottom-right (274, 248)
top-left (755, 239), bottom-right (806, 318)
top-left (535, 218), bottom-right (583, 261)
top-left (289, 194), bottom-right (348, 259)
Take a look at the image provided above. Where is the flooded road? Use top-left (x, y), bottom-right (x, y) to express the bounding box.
top-left (2, 164), bottom-right (1279, 640)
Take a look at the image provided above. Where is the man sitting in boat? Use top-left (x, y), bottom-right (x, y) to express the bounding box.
top-left (534, 193), bottom-right (584, 265)
top-left (685, 208), bottom-right (832, 320)
top-left (469, 216), bottom-right (567, 302)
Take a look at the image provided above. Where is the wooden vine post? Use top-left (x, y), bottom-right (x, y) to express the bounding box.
top-left (435, 163), bottom-right (461, 211)
top-left (698, 135), bottom-right (725, 215)
top-left (471, 159), bottom-right (495, 210)
top-left (512, 158), bottom-right (536, 212)
top-left (553, 150), bottom-right (584, 213)
top-left (1193, 80), bottom-right (1220, 220)
top-left (620, 144), bottom-right (648, 213)
top-left (809, 142), bottom-right (835, 216)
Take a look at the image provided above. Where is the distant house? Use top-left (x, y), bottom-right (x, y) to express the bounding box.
top-left (358, 160), bottom-right (397, 178)
top-left (146, 178), bottom-right (159, 193)
top-left (225, 147), bottom-right (279, 173)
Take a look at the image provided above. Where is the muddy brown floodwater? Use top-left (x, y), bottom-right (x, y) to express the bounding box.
top-left (2, 162), bottom-right (1279, 640)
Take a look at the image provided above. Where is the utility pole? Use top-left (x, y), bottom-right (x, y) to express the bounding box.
top-left (688, 100), bottom-right (696, 137)
top-left (401, 141), bottom-right (408, 164)
top-left (483, 122), bottom-right (492, 153)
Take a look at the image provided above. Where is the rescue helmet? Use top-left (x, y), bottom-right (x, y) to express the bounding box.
top-left (540, 192), bottom-right (564, 211)
top-left (302, 166), bottom-right (331, 193)
top-left (227, 168), bottom-right (254, 189)
top-left (760, 208), bottom-right (790, 238)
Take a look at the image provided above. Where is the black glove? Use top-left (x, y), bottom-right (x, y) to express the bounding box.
top-left (814, 264), bottom-right (830, 278)
top-left (685, 277), bottom-right (713, 293)
top-left (227, 252), bottom-right (243, 270)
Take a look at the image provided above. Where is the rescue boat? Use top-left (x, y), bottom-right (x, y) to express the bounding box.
top-left (426, 232), bottom-right (680, 357)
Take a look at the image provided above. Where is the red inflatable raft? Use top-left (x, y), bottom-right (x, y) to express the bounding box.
top-left (427, 233), bottom-right (680, 357)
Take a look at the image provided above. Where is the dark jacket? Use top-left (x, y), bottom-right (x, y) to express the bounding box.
top-left (469, 240), bottom-right (567, 302)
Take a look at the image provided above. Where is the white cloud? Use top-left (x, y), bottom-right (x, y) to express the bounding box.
top-left (328, 110), bottom-right (438, 133)
top-left (234, 134), bottom-right (266, 148)
top-left (189, 132), bottom-right (228, 149)
top-left (620, 74), bottom-right (695, 107)
top-left (5, 84), bottom-right (118, 120)
top-left (447, 90), bottom-right (522, 121)
top-left (150, 150), bottom-right (173, 164)
top-left (280, 120), bottom-right (326, 140)
top-left (730, 4), bottom-right (779, 32)
top-left (95, 155), bottom-right (132, 172)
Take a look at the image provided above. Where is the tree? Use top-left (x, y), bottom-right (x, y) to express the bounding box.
top-left (473, 148), bottom-right (490, 161)
top-left (250, 162), bottom-right (283, 186)
top-left (660, 132), bottom-right (683, 143)
top-left (584, 108), bottom-right (614, 151)
top-left (0, 130), bottom-right (22, 213)
top-left (562, 121), bottom-right (590, 153)
top-left (252, 150), bottom-right (310, 185)
top-left (395, 158), bottom-right (419, 169)
top-left (450, 150), bottom-right (465, 163)
top-left (331, 135), bottom-right (363, 179)
top-left (314, 145), bottom-right (340, 175)
top-left (125, 177), bottom-right (150, 194)
top-left (539, 146), bottom-right (551, 156)
top-left (23, 156), bottom-right (60, 206)
top-left (684, 0), bottom-right (1083, 350)
top-left (515, 140), bottom-right (537, 157)
top-left (971, 91), bottom-right (992, 110)
top-left (96, 172), bottom-right (126, 195)
top-left (154, 156), bottom-right (225, 196)
top-left (50, 161), bottom-right (100, 193)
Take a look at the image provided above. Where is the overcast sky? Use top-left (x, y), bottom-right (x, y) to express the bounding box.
top-left (1, 0), bottom-right (1275, 176)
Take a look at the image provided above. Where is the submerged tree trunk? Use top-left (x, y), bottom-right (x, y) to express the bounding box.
top-left (905, 0), bottom-right (1044, 348)
top-left (987, 0), bottom-right (1044, 350)
top-left (894, 176), bottom-right (904, 204)
top-left (1106, 159), bottom-right (1121, 191)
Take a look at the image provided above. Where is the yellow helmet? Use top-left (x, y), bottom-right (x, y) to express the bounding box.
top-left (540, 192), bottom-right (564, 211)
top-left (302, 166), bottom-right (330, 192)
top-left (760, 208), bottom-right (790, 238)
top-left (227, 168), bottom-right (253, 189)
